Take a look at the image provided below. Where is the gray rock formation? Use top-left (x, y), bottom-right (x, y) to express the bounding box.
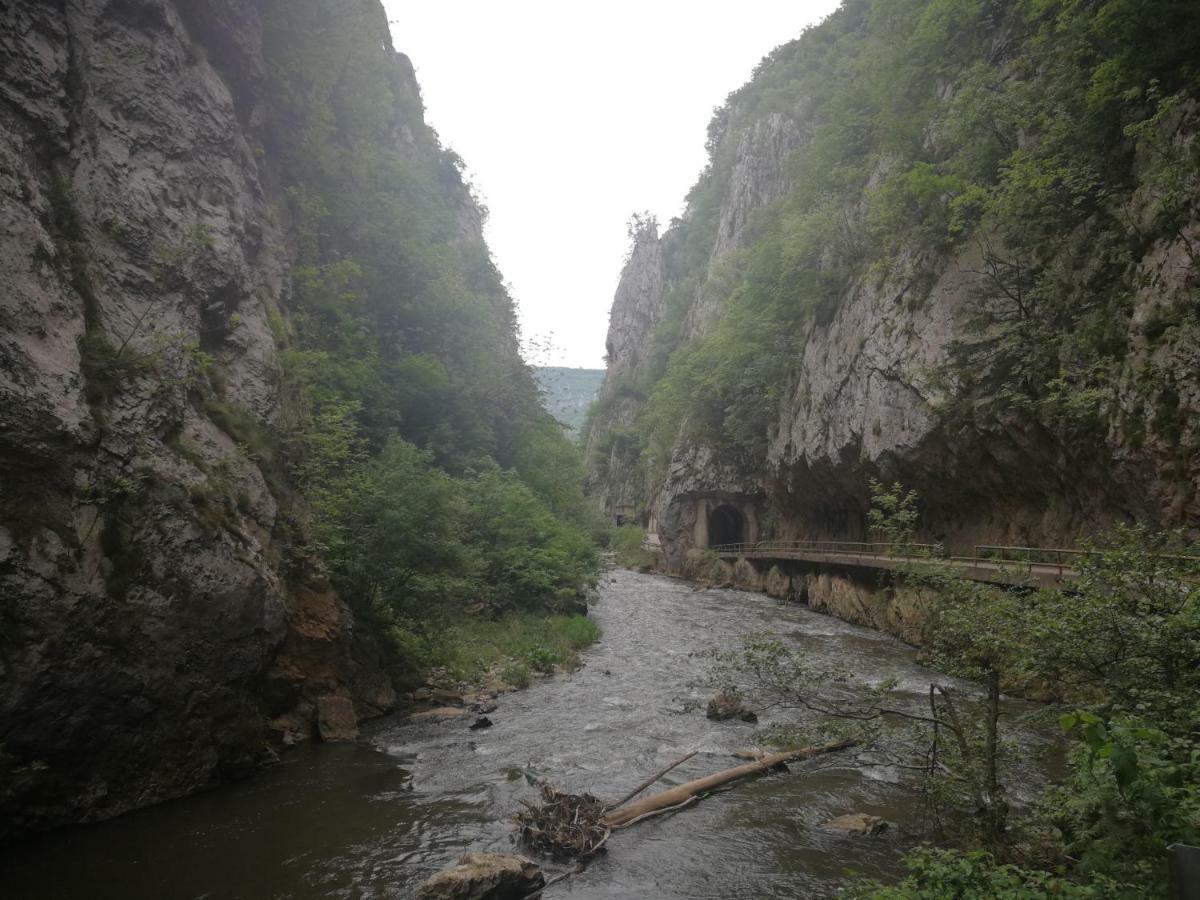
top-left (0, 0), bottom-right (446, 838)
top-left (416, 852), bottom-right (544, 900)
top-left (584, 38), bottom-right (1199, 567)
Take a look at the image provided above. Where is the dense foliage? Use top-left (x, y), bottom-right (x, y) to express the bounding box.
top-left (592, 0), bottom-right (1200, 482)
top-left (713, 488), bottom-right (1199, 895)
top-left (852, 490), bottom-right (1200, 896)
top-left (253, 0), bottom-right (598, 663)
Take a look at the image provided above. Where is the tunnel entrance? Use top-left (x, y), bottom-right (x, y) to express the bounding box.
top-left (708, 504), bottom-right (746, 548)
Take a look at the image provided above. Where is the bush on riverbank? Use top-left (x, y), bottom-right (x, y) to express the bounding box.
top-left (835, 494), bottom-right (1200, 897)
top-left (389, 613), bottom-right (600, 682)
top-left (612, 524), bottom-right (654, 570)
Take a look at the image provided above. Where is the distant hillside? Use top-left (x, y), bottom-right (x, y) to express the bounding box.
top-left (535, 367), bottom-right (606, 433)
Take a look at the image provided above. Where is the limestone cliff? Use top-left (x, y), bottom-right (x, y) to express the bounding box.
top-left (585, 1), bottom-right (1200, 568)
top-left (0, 0), bottom-right (495, 839)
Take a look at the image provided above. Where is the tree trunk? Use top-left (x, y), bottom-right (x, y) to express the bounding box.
top-left (983, 669), bottom-right (1007, 839)
top-left (603, 740), bottom-right (855, 828)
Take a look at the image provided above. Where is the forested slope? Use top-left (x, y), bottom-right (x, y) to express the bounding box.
top-left (585, 0), bottom-right (1199, 554)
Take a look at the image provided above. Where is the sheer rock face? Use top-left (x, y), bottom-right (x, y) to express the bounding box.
top-left (583, 224), bottom-right (669, 518)
top-left (685, 111), bottom-right (805, 339)
top-left (0, 0), bottom-right (399, 838)
top-left (585, 57), bottom-right (1198, 561)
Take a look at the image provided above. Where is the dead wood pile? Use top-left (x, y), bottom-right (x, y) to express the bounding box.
top-left (514, 784), bottom-right (610, 858)
top-left (513, 740), bottom-right (855, 858)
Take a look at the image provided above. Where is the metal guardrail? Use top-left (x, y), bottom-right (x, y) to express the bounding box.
top-left (709, 540), bottom-right (1080, 580)
top-left (975, 544), bottom-right (1200, 566)
top-left (974, 545), bottom-right (1084, 567)
top-left (712, 540), bottom-right (945, 558)
top-left (709, 540), bottom-right (1200, 583)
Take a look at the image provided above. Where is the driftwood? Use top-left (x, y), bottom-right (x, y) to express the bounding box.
top-left (604, 750), bottom-right (697, 811)
top-left (602, 739), bottom-right (857, 828)
top-left (514, 739), bottom-right (856, 859)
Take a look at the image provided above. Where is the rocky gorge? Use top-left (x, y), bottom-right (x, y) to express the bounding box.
top-left (584, 0), bottom-right (1200, 603)
top-left (0, 0), bottom-right (577, 840)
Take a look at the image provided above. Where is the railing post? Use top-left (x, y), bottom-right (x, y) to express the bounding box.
top-left (1169, 843), bottom-right (1200, 899)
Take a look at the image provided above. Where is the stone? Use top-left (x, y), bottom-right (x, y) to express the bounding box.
top-left (431, 688), bottom-right (464, 705)
top-left (706, 692), bottom-right (757, 722)
top-left (824, 813), bottom-right (889, 836)
top-left (413, 688), bottom-right (433, 702)
top-left (474, 699), bottom-right (498, 714)
top-left (410, 707), bottom-right (467, 722)
top-left (469, 716), bottom-right (493, 730)
top-left (316, 695), bottom-right (358, 742)
top-left (416, 852), bottom-right (544, 900)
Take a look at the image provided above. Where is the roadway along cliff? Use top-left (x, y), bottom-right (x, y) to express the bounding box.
top-left (583, 0), bottom-right (1200, 570)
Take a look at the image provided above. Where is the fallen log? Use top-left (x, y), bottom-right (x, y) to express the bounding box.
top-left (602, 739), bottom-right (857, 828)
top-left (605, 750), bottom-right (697, 811)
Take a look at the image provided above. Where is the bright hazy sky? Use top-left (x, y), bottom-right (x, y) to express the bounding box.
top-left (383, 1), bottom-right (842, 368)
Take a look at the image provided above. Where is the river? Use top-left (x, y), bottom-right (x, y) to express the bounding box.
top-left (2, 567), bottom-right (1054, 898)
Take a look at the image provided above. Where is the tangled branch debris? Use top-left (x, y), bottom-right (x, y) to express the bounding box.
top-left (513, 740), bottom-right (856, 858)
top-left (514, 784), bottom-right (611, 859)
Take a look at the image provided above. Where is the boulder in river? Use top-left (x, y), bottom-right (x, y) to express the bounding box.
top-left (410, 707), bottom-right (468, 722)
top-left (315, 695), bottom-right (358, 742)
top-left (823, 813), bottom-right (889, 835)
top-left (706, 692), bottom-right (757, 723)
top-left (469, 716), bottom-right (493, 730)
top-left (416, 852), bottom-right (544, 899)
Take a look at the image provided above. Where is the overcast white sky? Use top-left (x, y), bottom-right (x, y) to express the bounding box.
top-left (383, 1), bottom-right (841, 368)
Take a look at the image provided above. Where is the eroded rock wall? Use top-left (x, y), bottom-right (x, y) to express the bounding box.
top-left (585, 36), bottom-right (1199, 563)
top-left (0, 0), bottom-right (397, 839)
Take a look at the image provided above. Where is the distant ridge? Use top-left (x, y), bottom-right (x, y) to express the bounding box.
top-left (535, 367), bottom-right (605, 433)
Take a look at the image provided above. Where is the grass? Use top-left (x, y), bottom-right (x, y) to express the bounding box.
top-left (397, 613), bottom-right (600, 683)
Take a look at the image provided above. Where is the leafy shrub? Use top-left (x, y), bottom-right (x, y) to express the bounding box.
top-left (500, 661), bottom-right (532, 690)
top-left (526, 646), bottom-right (560, 674)
top-left (611, 524), bottom-right (653, 570)
top-left (841, 848), bottom-right (1111, 899)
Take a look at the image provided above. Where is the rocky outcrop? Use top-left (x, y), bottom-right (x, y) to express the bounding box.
top-left (584, 17), bottom-right (1200, 565)
top-left (706, 692), bottom-right (757, 723)
top-left (824, 813), bottom-right (889, 836)
top-left (0, 0), bottom-right (469, 838)
top-left (417, 853), bottom-right (544, 900)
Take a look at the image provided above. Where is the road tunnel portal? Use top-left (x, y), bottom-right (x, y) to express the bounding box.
top-left (707, 504), bottom-right (747, 548)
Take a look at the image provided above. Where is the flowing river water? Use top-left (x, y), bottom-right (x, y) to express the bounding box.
top-left (3, 567), bottom-right (1056, 899)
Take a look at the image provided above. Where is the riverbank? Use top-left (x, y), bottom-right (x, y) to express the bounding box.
top-left (390, 611), bottom-right (601, 719)
top-left (6, 568), bottom-right (1030, 898)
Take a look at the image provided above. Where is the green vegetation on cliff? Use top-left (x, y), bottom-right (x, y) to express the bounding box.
top-left (592, 0), bottom-right (1200, 482)
top-left (258, 0), bottom-right (598, 667)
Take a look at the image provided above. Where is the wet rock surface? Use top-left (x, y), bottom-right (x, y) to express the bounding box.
top-left (706, 692), bottom-right (758, 723)
top-left (416, 852), bottom-right (544, 900)
top-left (824, 813), bottom-right (890, 836)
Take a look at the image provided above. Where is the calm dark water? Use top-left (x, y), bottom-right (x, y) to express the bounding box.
top-left (0, 568), bottom-right (1053, 899)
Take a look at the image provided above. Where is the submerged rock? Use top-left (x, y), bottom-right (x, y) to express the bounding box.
top-left (410, 707), bottom-right (467, 722)
top-left (315, 695), bottom-right (359, 742)
top-left (416, 852), bottom-right (544, 899)
top-left (705, 692), bottom-right (757, 722)
top-left (823, 813), bottom-right (889, 835)
top-left (469, 716), bottom-right (493, 730)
